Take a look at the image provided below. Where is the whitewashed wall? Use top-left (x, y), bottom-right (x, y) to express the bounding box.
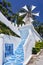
top-left (3, 34), bottom-right (21, 51)
top-left (23, 24), bottom-right (41, 65)
top-left (23, 29), bottom-right (35, 65)
top-left (0, 34), bottom-right (4, 65)
top-left (0, 34), bottom-right (21, 65)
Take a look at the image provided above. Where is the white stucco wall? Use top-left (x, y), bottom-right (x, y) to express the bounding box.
top-left (3, 35), bottom-right (21, 52)
top-left (0, 34), bottom-right (21, 65)
top-left (0, 34), bottom-right (4, 65)
top-left (23, 29), bottom-right (35, 65)
top-left (23, 24), bottom-right (41, 65)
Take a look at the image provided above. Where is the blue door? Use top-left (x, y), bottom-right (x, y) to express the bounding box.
top-left (5, 44), bottom-right (13, 57)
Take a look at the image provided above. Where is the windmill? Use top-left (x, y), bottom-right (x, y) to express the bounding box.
top-left (19, 5), bottom-right (42, 65)
top-left (19, 5), bottom-right (39, 24)
top-left (19, 5), bottom-right (42, 40)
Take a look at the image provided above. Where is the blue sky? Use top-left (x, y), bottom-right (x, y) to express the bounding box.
top-left (0, 0), bottom-right (43, 22)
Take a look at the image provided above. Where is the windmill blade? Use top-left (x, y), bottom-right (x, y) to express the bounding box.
top-left (31, 5), bottom-right (36, 11)
top-left (22, 5), bottom-right (29, 11)
top-left (19, 12), bottom-right (26, 16)
top-left (32, 12), bottom-right (39, 16)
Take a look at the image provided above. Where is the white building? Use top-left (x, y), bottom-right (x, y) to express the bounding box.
top-left (0, 5), bottom-right (42, 65)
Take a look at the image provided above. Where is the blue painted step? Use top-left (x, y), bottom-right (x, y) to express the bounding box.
top-left (4, 26), bottom-right (29, 65)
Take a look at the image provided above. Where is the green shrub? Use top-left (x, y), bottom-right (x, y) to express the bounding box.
top-left (35, 41), bottom-right (43, 49)
top-left (32, 41), bottom-right (43, 54)
top-left (32, 47), bottom-right (40, 54)
top-left (32, 47), bottom-right (37, 54)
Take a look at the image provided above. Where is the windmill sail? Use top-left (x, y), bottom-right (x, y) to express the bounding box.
top-left (31, 5), bottom-right (36, 11)
top-left (19, 12), bottom-right (26, 16)
top-left (19, 5), bottom-right (39, 24)
top-left (22, 5), bottom-right (29, 11)
top-left (32, 12), bottom-right (39, 16)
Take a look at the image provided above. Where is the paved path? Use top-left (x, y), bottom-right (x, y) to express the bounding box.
top-left (27, 49), bottom-right (43, 65)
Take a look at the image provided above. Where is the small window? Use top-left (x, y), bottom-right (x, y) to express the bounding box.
top-left (5, 44), bottom-right (13, 57)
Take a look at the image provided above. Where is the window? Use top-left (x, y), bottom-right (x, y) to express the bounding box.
top-left (5, 44), bottom-right (13, 57)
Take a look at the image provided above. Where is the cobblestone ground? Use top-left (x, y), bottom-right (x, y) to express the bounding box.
top-left (27, 49), bottom-right (43, 65)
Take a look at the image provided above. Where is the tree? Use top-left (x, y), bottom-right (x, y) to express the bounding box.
top-left (0, 0), bottom-right (20, 37)
top-left (35, 22), bottom-right (43, 38)
top-left (0, 0), bottom-right (15, 22)
top-left (0, 0), bottom-right (24, 25)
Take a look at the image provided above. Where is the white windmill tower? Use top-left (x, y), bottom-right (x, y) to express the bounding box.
top-left (19, 5), bottom-right (39, 24)
top-left (19, 5), bottom-right (42, 65)
top-left (19, 5), bottom-right (41, 41)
